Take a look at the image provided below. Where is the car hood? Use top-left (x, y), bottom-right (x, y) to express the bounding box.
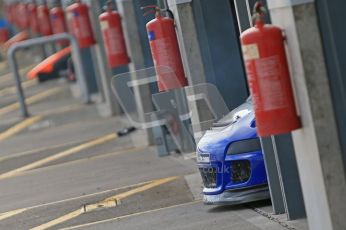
top-left (197, 101), bottom-right (257, 154)
top-left (212, 98), bottom-right (252, 128)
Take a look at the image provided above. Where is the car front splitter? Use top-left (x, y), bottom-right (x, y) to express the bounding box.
top-left (203, 185), bottom-right (270, 205)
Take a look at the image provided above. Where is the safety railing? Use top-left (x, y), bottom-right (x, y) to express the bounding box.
top-left (7, 33), bottom-right (90, 118)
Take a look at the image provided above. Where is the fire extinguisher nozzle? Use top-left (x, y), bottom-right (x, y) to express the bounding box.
top-left (253, 1), bottom-right (266, 15)
top-left (103, 0), bottom-right (114, 11)
top-left (141, 5), bottom-right (161, 17)
top-left (140, 5), bottom-right (159, 10)
top-left (143, 10), bottom-right (157, 17)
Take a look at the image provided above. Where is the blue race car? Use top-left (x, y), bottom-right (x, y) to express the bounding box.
top-left (197, 98), bottom-right (270, 205)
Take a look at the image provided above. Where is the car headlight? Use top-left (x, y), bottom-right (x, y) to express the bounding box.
top-left (226, 138), bottom-right (261, 155)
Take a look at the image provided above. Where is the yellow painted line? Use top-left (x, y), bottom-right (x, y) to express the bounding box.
top-left (0, 80), bottom-right (37, 97)
top-left (0, 65), bottom-right (35, 85)
top-left (0, 73), bottom-right (12, 85)
top-left (0, 87), bottom-right (64, 116)
top-left (106, 176), bottom-right (178, 202)
top-left (79, 146), bottom-right (149, 163)
top-left (10, 146), bottom-right (150, 179)
top-left (0, 133), bottom-right (118, 180)
top-left (0, 132), bottom-right (85, 163)
top-left (81, 200), bottom-right (118, 214)
top-left (24, 146), bottom-right (150, 173)
top-left (0, 136), bottom-right (96, 163)
top-left (40, 104), bottom-right (84, 116)
top-left (0, 61), bottom-right (7, 70)
top-left (31, 176), bottom-right (179, 230)
top-left (33, 210), bottom-right (82, 230)
top-left (0, 179), bottom-right (153, 222)
top-left (0, 115), bottom-right (43, 141)
top-left (0, 208), bottom-right (27, 221)
top-left (0, 129), bottom-right (145, 164)
top-left (62, 200), bottom-right (201, 230)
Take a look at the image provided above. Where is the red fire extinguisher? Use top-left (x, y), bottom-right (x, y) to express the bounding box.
top-left (50, 6), bottom-right (67, 35)
top-left (14, 3), bottom-right (21, 28)
top-left (4, 3), bottom-right (14, 25)
top-left (142, 5), bottom-right (188, 92)
top-left (0, 28), bottom-right (9, 44)
top-left (50, 5), bottom-right (69, 46)
top-left (17, 2), bottom-right (30, 30)
top-left (66, 0), bottom-right (96, 48)
top-left (240, 2), bottom-right (301, 137)
top-left (28, 2), bottom-right (40, 34)
top-left (37, 3), bottom-right (53, 36)
top-left (99, 1), bottom-right (130, 68)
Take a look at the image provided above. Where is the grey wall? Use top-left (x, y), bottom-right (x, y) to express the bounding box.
top-left (316, 0), bottom-right (346, 172)
top-left (133, 0), bottom-right (155, 69)
top-left (192, 0), bottom-right (248, 110)
top-left (133, 0), bottom-right (158, 93)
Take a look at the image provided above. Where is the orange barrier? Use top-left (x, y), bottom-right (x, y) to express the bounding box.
top-left (27, 46), bottom-right (71, 80)
top-left (2, 31), bottom-right (30, 50)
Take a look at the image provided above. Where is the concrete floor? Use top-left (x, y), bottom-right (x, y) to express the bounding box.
top-left (0, 60), bottom-right (308, 230)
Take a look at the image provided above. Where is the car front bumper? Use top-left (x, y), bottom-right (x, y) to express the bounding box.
top-left (203, 185), bottom-right (270, 205)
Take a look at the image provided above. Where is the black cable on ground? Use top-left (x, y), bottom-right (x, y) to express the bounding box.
top-left (117, 126), bottom-right (137, 137)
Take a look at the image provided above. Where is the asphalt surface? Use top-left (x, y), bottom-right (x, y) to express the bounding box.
top-left (0, 59), bottom-right (306, 230)
top-left (68, 201), bottom-right (288, 230)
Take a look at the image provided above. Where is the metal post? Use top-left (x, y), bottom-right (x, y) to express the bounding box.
top-left (116, 0), bottom-right (156, 145)
top-left (7, 33), bottom-right (91, 118)
top-left (271, 134), bottom-right (306, 220)
top-left (234, 0), bottom-right (305, 217)
top-left (84, 0), bottom-right (124, 117)
top-left (8, 54), bottom-right (29, 118)
top-left (233, 2), bottom-right (281, 211)
top-left (260, 137), bottom-right (286, 214)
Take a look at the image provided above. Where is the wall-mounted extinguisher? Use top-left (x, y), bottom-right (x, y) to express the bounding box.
top-left (5, 3), bottom-right (14, 25)
top-left (37, 3), bottom-right (53, 36)
top-left (0, 28), bottom-right (9, 44)
top-left (28, 1), bottom-right (40, 34)
top-left (142, 5), bottom-right (188, 92)
top-left (14, 3), bottom-right (21, 28)
top-left (50, 3), bottom-right (69, 46)
top-left (50, 5), bottom-right (67, 35)
top-left (99, 1), bottom-right (130, 68)
top-left (240, 2), bottom-right (301, 137)
top-left (66, 0), bottom-right (96, 48)
top-left (17, 2), bottom-right (30, 30)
